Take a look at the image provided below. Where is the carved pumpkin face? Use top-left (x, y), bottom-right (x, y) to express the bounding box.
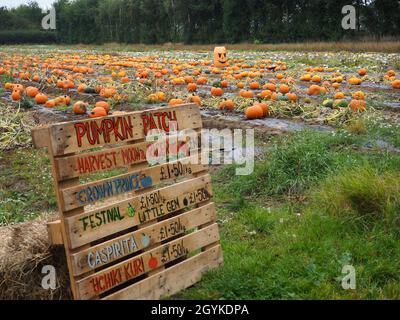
top-left (214, 46), bottom-right (227, 68)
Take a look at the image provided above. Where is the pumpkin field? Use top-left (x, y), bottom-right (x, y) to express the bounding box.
top-left (1, 44), bottom-right (400, 300)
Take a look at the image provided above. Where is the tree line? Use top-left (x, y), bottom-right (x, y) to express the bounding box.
top-left (0, 0), bottom-right (399, 44)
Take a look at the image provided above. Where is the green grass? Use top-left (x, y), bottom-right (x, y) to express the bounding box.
top-left (363, 114), bottom-right (400, 148)
top-left (176, 127), bottom-right (400, 300)
top-left (0, 148), bottom-right (56, 224)
top-left (313, 166), bottom-right (400, 224)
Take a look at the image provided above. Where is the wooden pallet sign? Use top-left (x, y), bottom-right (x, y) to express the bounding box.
top-left (31, 104), bottom-right (223, 300)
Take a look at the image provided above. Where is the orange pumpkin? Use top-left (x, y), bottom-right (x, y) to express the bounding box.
top-left (62, 95), bottom-right (71, 105)
top-left (4, 83), bottom-right (13, 90)
top-left (392, 80), bottom-right (400, 89)
top-left (300, 74), bottom-right (312, 81)
top-left (219, 99), bottom-right (235, 110)
top-left (90, 107), bottom-right (108, 118)
top-left (26, 86), bottom-right (39, 98)
top-left (348, 77), bottom-right (362, 85)
top-left (311, 75), bottom-right (321, 83)
top-left (307, 85), bottom-right (322, 95)
top-left (270, 92), bottom-right (279, 101)
top-left (349, 99), bottom-right (366, 112)
top-left (35, 93), bottom-right (48, 104)
top-left (352, 91), bottom-right (365, 100)
top-left (220, 80), bottom-right (229, 88)
top-left (95, 101), bottom-right (110, 113)
top-left (45, 100), bottom-right (56, 108)
top-left (358, 68), bottom-right (367, 76)
top-left (279, 84), bottom-right (290, 94)
top-left (254, 102), bottom-right (268, 116)
top-left (187, 83), bottom-right (197, 92)
top-left (188, 95), bottom-right (201, 106)
top-left (56, 80), bottom-right (65, 88)
top-left (169, 98), bottom-right (184, 106)
top-left (196, 77), bottom-right (208, 85)
top-left (13, 84), bottom-right (24, 93)
top-left (237, 82), bottom-right (245, 89)
top-left (386, 70), bottom-right (396, 77)
top-left (239, 89), bottom-right (254, 99)
top-left (245, 105), bottom-right (264, 119)
top-left (260, 90), bottom-right (272, 99)
top-left (77, 83), bottom-right (87, 93)
top-left (72, 101), bottom-right (88, 114)
top-left (211, 87), bottom-right (223, 96)
top-left (249, 82), bottom-right (260, 89)
top-left (263, 83), bottom-right (276, 91)
top-left (286, 93), bottom-right (298, 102)
top-left (11, 90), bottom-right (21, 101)
top-left (334, 92), bottom-right (345, 99)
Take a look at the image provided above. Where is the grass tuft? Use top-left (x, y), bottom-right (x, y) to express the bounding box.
top-left (312, 167), bottom-right (400, 223)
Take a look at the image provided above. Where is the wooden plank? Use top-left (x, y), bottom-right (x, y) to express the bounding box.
top-left (47, 104), bottom-right (201, 156)
top-left (31, 125), bottom-right (50, 148)
top-left (103, 245), bottom-right (223, 300)
top-left (47, 220), bottom-right (63, 245)
top-left (65, 175), bottom-right (213, 249)
top-left (54, 133), bottom-right (195, 181)
top-left (71, 203), bottom-right (216, 276)
top-left (76, 223), bottom-right (220, 300)
top-left (61, 153), bottom-right (208, 212)
top-left (44, 132), bottom-right (87, 300)
top-left (55, 141), bottom-right (151, 181)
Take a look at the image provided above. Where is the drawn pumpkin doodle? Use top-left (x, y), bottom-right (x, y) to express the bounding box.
top-left (126, 203), bottom-right (135, 217)
top-left (140, 175), bottom-right (153, 188)
top-left (148, 254), bottom-right (158, 269)
top-left (141, 233), bottom-right (151, 248)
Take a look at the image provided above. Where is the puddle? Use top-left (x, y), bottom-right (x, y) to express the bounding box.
top-left (362, 139), bottom-right (400, 153)
top-left (383, 101), bottom-right (400, 110)
top-left (202, 129), bottom-right (265, 166)
top-left (200, 109), bottom-right (334, 133)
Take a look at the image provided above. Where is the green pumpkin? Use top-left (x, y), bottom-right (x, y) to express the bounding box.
top-left (84, 87), bottom-right (96, 94)
top-left (212, 81), bottom-right (221, 88)
top-left (278, 94), bottom-right (289, 101)
top-left (322, 99), bottom-right (334, 108)
top-left (21, 98), bottom-right (34, 109)
top-left (333, 99), bottom-right (348, 108)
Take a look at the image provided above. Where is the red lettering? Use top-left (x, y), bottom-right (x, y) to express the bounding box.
top-left (114, 118), bottom-right (125, 142)
top-left (103, 119), bottom-right (114, 143)
top-left (90, 269), bottom-right (122, 294)
top-left (76, 157), bottom-right (85, 174)
top-left (123, 262), bottom-right (132, 279)
top-left (123, 116), bottom-right (133, 139)
top-left (133, 257), bottom-right (144, 275)
top-left (74, 123), bottom-right (86, 147)
top-left (162, 112), bottom-right (169, 133)
top-left (141, 114), bottom-right (150, 135)
top-left (154, 112), bottom-right (163, 129)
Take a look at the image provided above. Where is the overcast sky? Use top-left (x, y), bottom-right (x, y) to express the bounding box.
top-left (1, 0), bottom-right (55, 9)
